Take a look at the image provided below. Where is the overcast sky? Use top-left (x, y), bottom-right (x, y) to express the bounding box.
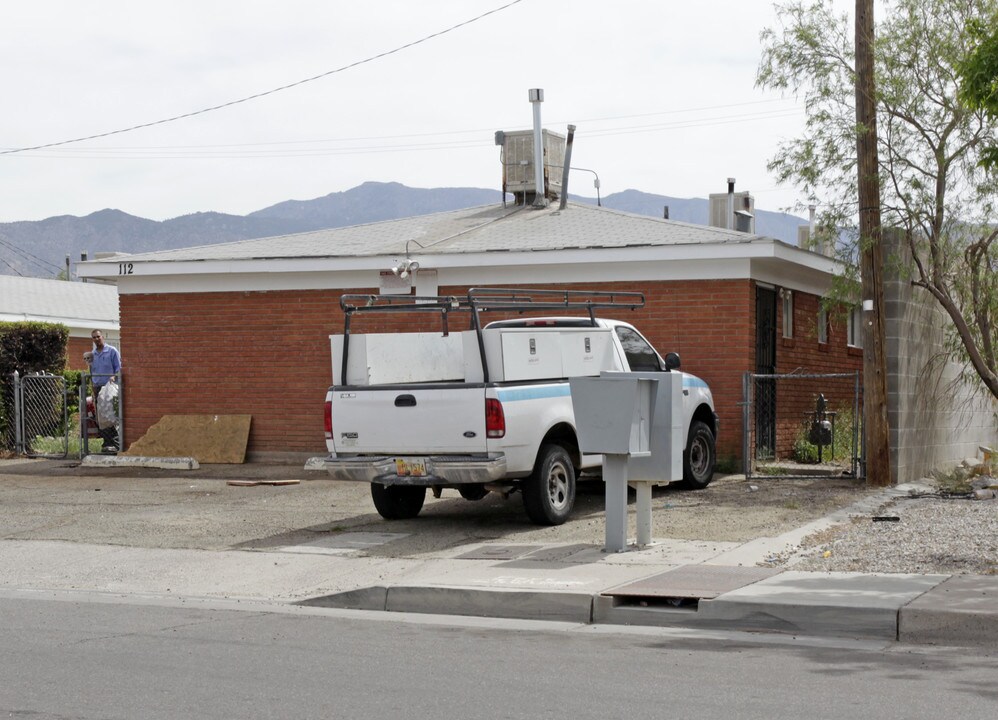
top-left (0, 0), bottom-right (863, 223)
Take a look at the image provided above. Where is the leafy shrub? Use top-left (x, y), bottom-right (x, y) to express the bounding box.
top-left (0, 322), bottom-right (70, 449)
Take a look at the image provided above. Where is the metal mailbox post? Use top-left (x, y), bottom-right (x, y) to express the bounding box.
top-left (569, 374), bottom-right (658, 552)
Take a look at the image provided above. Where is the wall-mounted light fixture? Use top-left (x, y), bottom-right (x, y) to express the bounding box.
top-left (391, 258), bottom-right (420, 279)
top-left (388, 238), bottom-right (428, 280)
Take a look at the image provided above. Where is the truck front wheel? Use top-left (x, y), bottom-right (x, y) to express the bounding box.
top-left (682, 421), bottom-right (716, 489)
top-left (371, 484), bottom-right (426, 520)
top-left (523, 444), bottom-right (576, 526)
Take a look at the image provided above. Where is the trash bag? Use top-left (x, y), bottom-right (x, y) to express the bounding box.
top-left (96, 380), bottom-right (119, 430)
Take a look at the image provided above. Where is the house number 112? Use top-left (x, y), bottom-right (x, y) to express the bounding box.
top-left (118, 263), bottom-right (134, 275)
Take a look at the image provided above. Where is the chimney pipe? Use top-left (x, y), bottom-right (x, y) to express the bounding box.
top-left (726, 178), bottom-right (735, 230)
top-left (558, 124), bottom-right (576, 211)
top-left (80, 250), bottom-right (88, 282)
top-left (663, 206), bottom-right (669, 219)
top-left (529, 88), bottom-right (546, 207)
top-left (65, 254), bottom-right (70, 281)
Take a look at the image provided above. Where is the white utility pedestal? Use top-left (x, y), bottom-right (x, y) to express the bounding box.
top-left (569, 374), bottom-right (658, 553)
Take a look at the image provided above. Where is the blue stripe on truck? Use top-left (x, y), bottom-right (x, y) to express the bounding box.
top-left (683, 376), bottom-right (709, 389)
top-left (496, 385), bottom-right (572, 403)
top-left (497, 377), bottom-right (706, 401)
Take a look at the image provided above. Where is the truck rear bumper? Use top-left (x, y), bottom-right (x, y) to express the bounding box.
top-left (324, 454), bottom-right (508, 486)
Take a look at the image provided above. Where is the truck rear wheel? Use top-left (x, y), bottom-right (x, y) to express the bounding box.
top-left (682, 421), bottom-right (716, 489)
top-left (371, 484), bottom-right (426, 520)
top-left (523, 444), bottom-right (575, 526)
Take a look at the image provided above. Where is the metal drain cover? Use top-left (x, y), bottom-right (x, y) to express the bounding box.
top-left (605, 565), bottom-right (782, 600)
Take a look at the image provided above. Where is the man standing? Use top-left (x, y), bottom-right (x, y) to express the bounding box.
top-left (88, 330), bottom-right (121, 452)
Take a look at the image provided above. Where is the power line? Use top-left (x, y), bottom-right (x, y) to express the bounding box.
top-left (0, 0), bottom-right (525, 157)
top-left (5, 104), bottom-right (805, 161)
top-left (0, 236), bottom-right (63, 274)
top-left (0, 255), bottom-right (24, 276)
top-left (2, 98), bottom-right (800, 153)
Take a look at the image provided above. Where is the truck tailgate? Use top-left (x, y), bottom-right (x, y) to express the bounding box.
top-left (330, 385), bottom-right (487, 454)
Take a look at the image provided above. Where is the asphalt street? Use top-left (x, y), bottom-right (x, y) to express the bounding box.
top-left (2, 591), bottom-right (997, 720)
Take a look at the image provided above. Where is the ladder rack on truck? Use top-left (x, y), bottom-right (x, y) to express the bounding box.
top-left (337, 288), bottom-right (645, 384)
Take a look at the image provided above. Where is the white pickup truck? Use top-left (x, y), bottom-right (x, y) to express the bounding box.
top-left (323, 289), bottom-right (718, 525)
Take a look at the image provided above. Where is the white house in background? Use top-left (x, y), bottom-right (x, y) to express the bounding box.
top-left (0, 275), bottom-right (119, 369)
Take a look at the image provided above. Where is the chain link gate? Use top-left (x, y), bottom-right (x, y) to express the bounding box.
top-left (79, 372), bottom-right (124, 457)
top-left (742, 370), bottom-right (862, 480)
top-left (11, 372), bottom-right (70, 459)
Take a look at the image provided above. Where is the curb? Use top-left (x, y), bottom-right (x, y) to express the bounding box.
top-left (81, 455), bottom-right (200, 470)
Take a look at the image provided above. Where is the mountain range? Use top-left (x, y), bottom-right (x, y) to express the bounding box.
top-left (0, 182), bottom-right (807, 278)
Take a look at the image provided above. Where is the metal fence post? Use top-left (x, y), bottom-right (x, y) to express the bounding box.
top-left (80, 372), bottom-right (89, 458)
top-left (13, 370), bottom-right (22, 455)
top-left (742, 372), bottom-right (751, 478)
top-left (118, 374), bottom-right (125, 453)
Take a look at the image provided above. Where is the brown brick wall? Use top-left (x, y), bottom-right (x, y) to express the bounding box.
top-left (67, 337), bottom-right (92, 371)
top-left (119, 280), bottom-right (757, 459)
top-left (119, 288), bottom-right (359, 455)
top-left (772, 289), bottom-right (863, 459)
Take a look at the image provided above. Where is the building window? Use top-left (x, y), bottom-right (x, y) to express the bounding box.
top-left (818, 307), bottom-right (828, 344)
top-left (847, 306), bottom-right (863, 348)
top-left (781, 290), bottom-right (793, 339)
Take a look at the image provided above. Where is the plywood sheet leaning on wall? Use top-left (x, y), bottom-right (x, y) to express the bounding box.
top-left (121, 415), bottom-right (252, 464)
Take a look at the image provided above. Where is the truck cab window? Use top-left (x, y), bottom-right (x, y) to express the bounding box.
top-left (614, 327), bottom-right (661, 371)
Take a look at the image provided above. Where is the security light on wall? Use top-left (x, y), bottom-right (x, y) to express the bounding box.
top-left (389, 239), bottom-right (427, 280)
top-left (391, 258), bottom-right (420, 279)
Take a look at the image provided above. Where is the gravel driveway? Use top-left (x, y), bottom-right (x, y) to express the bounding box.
top-left (0, 457), bottom-right (994, 574)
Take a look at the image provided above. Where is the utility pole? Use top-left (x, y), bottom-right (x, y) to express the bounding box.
top-left (855, 0), bottom-right (892, 487)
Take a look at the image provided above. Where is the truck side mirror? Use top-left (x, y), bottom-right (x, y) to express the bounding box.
top-left (664, 352), bottom-right (681, 371)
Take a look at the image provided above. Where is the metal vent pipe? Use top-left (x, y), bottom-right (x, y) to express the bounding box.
top-left (558, 124), bottom-right (576, 211)
top-left (529, 88), bottom-right (546, 207)
top-left (726, 178), bottom-right (735, 230)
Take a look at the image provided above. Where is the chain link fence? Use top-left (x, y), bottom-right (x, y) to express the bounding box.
top-left (9, 373), bottom-right (70, 458)
top-left (742, 370), bottom-right (862, 480)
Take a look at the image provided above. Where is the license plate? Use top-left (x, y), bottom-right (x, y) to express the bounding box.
top-left (395, 458), bottom-right (426, 477)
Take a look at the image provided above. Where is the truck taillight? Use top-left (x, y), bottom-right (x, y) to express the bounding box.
top-left (485, 398), bottom-right (505, 438)
top-left (324, 399), bottom-right (333, 439)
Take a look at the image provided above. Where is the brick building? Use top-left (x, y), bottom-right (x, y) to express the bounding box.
top-left (79, 201), bottom-right (859, 466)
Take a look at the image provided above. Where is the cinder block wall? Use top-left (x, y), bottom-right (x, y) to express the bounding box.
top-left (885, 230), bottom-right (998, 483)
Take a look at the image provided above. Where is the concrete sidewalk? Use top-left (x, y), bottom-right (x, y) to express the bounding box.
top-left (1, 524), bottom-right (994, 648)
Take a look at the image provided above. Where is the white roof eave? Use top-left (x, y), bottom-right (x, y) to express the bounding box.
top-left (77, 238), bottom-right (843, 278)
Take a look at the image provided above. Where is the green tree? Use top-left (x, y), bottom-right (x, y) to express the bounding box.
top-left (958, 13), bottom-right (998, 168)
top-left (757, 0), bottom-right (998, 400)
